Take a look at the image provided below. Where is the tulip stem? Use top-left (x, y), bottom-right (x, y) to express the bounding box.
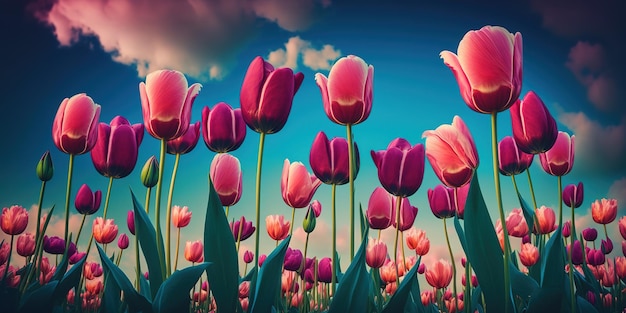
top-left (465, 259), bottom-right (472, 313)
top-left (165, 153), bottom-right (181, 277)
top-left (512, 175), bottom-right (540, 239)
top-left (254, 132), bottom-right (266, 269)
top-left (346, 124), bottom-right (355, 261)
top-left (155, 139), bottom-right (167, 279)
top-left (393, 195), bottom-right (402, 288)
top-left (63, 154), bottom-right (75, 253)
top-left (135, 229), bottom-right (141, 291)
top-left (443, 218), bottom-right (458, 313)
top-left (174, 227), bottom-right (181, 271)
top-left (75, 214), bottom-right (87, 248)
top-left (331, 183), bottom-right (337, 296)
top-left (102, 176), bottom-right (114, 220)
top-left (526, 170), bottom-right (538, 210)
top-left (34, 180), bottom-right (46, 261)
top-left (225, 206), bottom-right (229, 220)
top-left (491, 112), bottom-right (511, 313)
top-left (289, 206), bottom-right (296, 236)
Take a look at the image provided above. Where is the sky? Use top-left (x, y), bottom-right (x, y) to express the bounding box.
top-left (1, 0), bottom-right (625, 284)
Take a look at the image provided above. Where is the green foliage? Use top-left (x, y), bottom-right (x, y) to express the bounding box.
top-left (248, 235), bottom-right (291, 313)
top-left (153, 262), bottom-right (211, 313)
top-left (132, 190), bottom-right (165, 298)
top-left (382, 257), bottom-right (421, 313)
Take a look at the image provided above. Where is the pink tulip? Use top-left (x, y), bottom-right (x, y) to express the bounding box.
top-left (586, 249), bottom-right (605, 266)
top-left (139, 69), bottom-right (202, 140)
top-left (69, 252), bottom-right (86, 265)
top-left (92, 217), bottom-right (118, 244)
top-left (539, 131), bottom-right (575, 176)
top-left (52, 93), bottom-right (101, 155)
top-left (1, 264), bottom-right (20, 287)
top-left (591, 198), bottom-right (617, 225)
top-left (91, 116), bottom-right (144, 178)
top-left (265, 215), bottom-right (290, 241)
top-left (239, 281), bottom-right (250, 298)
top-left (1, 205), bottom-right (28, 235)
top-left (117, 233), bottom-right (129, 250)
top-left (371, 138), bottom-right (425, 197)
top-left (39, 257), bottom-right (55, 285)
top-left (562, 221), bottom-right (571, 238)
top-left (619, 216), bottom-right (626, 240)
top-left (184, 240), bottom-right (204, 263)
top-left (366, 238), bottom-right (387, 269)
top-left (440, 25), bottom-right (522, 114)
top-left (127, 210), bottom-right (135, 235)
top-left (74, 184), bottom-right (102, 215)
top-left (454, 183), bottom-right (470, 219)
top-left (562, 182), bottom-right (584, 209)
top-left (405, 228), bottom-right (430, 256)
top-left (210, 153), bottom-right (243, 206)
top-left (615, 256), bottom-right (626, 280)
top-left (83, 261), bottom-right (103, 280)
top-left (309, 131), bottom-right (359, 185)
top-left (202, 102), bottom-right (246, 152)
top-left (166, 121), bottom-right (201, 154)
top-left (428, 184), bottom-right (457, 219)
top-left (281, 159), bottom-right (322, 208)
top-left (498, 136), bottom-right (534, 176)
top-left (582, 228), bottom-right (598, 241)
top-left (425, 259), bottom-right (453, 289)
top-left (239, 56), bottom-right (304, 134)
top-left (16, 232), bottom-right (35, 257)
top-left (317, 257), bottom-right (333, 283)
top-left (422, 116), bottom-right (479, 188)
top-left (0, 242), bottom-right (9, 266)
top-left (171, 205), bottom-right (192, 228)
top-left (505, 208), bottom-right (528, 238)
top-left (243, 250), bottom-right (254, 264)
top-left (392, 197), bottom-right (418, 231)
top-left (366, 187), bottom-right (394, 230)
top-left (510, 91), bottom-right (558, 154)
top-left (230, 216), bottom-right (256, 241)
top-left (283, 247), bottom-right (303, 271)
top-left (315, 55), bottom-right (374, 125)
top-left (533, 206), bottom-right (556, 235)
top-left (519, 243), bottom-right (539, 267)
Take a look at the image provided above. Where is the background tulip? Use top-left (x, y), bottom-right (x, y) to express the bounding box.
top-left (366, 238), bottom-right (387, 269)
top-left (619, 216), bottom-right (626, 240)
top-left (498, 136), bottom-right (534, 176)
top-left (366, 187), bottom-right (394, 230)
top-left (582, 228), bottom-right (598, 241)
top-left (309, 131), bottom-right (359, 185)
top-left (440, 25), bottom-right (522, 114)
top-left (43, 235), bottom-right (76, 255)
top-left (315, 55), bottom-right (374, 125)
top-left (533, 206), bottom-right (556, 234)
top-left (405, 228), bottom-right (430, 256)
top-left (428, 184), bottom-right (457, 219)
top-left (171, 205), bottom-right (192, 228)
top-left (52, 93), bottom-right (101, 155)
top-left (317, 257), bottom-right (332, 283)
top-left (140, 156), bottom-right (159, 188)
top-left (210, 153), bottom-right (243, 206)
top-left (562, 221), bottom-right (571, 238)
top-left (127, 210), bottom-right (135, 235)
top-left (265, 215), bottom-right (290, 241)
top-left (202, 102), bottom-right (246, 152)
top-left (74, 184), bottom-right (102, 215)
top-left (117, 233), bottom-right (129, 250)
top-left (281, 159), bottom-right (322, 209)
top-left (243, 250), bottom-right (254, 264)
top-left (425, 259), bottom-right (453, 289)
top-left (91, 116), bottom-right (144, 178)
top-left (563, 182), bottom-right (584, 208)
top-left (184, 240), bottom-right (204, 263)
top-left (392, 197), bottom-right (418, 231)
top-left (230, 216), bottom-right (256, 242)
top-left (166, 121), bottom-right (200, 154)
top-left (92, 217), bottom-right (118, 244)
top-left (140, 69), bottom-right (202, 140)
top-left (239, 56), bottom-right (304, 134)
top-left (591, 198), bottom-right (617, 225)
top-left (505, 208), bottom-right (528, 238)
top-left (1, 205), bottom-right (29, 235)
top-left (510, 91), bottom-right (558, 154)
top-left (539, 131), bottom-right (575, 176)
top-left (371, 138), bottom-right (425, 197)
top-left (36, 151), bottom-right (54, 182)
top-left (16, 232), bottom-right (35, 257)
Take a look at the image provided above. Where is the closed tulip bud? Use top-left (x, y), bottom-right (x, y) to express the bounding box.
top-left (533, 206), bottom-right (556, 235)
top-left (127, 210), bottom-right (135, 235)
top-left (69, 251), bottom-right (86, 265)
top-left (266, 215), bottom-right (290, 241)
top-left (309, 131), bottom-right (359, 185)
top-left (509, 91), bottom-right (558, 154)
top-left (309, 200), bottom-right (322, 217)
top-left (505, 208), bottom-right (529, 238)
top-left (318, 257), bottom-right (333, 283)
top-left (366, 187), bottom-right (394, 230)
top-left (562, 182), bottom-right (584, 209)
top-left (582, 228), bottom-right (598, 241)
top-left (422, 116), bottom-right (478, 188)
top-left (92, 217), bottom-right (118, 244)
top-left (210, 153), bottom-right (243, 206)
top-left (171, 205), bottom-right (192, 228)
top-left (366, 238), bottom-right (387, 269)
top-left (36, 151), bottom-right (54, 181)
top-left (302, 206), bottom-right (317, 233)
top-left (184, 240), bottom-right (204, 263)
top-left (243, 250), bottom-right (254, 264)
top-left (166, 121), bottom-right (200, 155)
top-left (281, 159), bottom-right (322, 208)
top-left (44, 235), bottom-right (76, 255)
top-left (539, 131), bottom-right (575, 177)
top-left (240, 56), bottom-right (304, 134)
top-left (75, 184), bottom-right (102, 215)
top-left (425, 259), bottom-right (453, 289)
top-left (202, 102), bottom-right (246, 152)
top-left (587, 249), bottom-right (605, 266)
top-left (91, 116), bottom-right (144, 178)
top-left (601, 238), bottom-right (613, 254)
top-left (428, 184), bottom-right (456, 219)
top-left (140, 156), bottom-right (159, 188)
top-left (519, 243), bottom-right (539, 267)
top-left (52, 93), bottom-right (101, 155)
top-left (522, 234), bottom-right (531, 244)
top-left (619, 216), bottom-right (626, 240)
top-left (498, 136), bottom-right (534, 176)
top-left (230, 216), bottom-right (256, 242)
top-left (284, 247), bottom-right (303, 272)
top-left (591, 198), bottom-right (617, 225)
top-left (371, 138), bottom-right (425, 197)
top-left (562, 221), bottom-right (571, 238)
top-left (117, 233), bottom-right (129, 250)
top-left (392, 197), bottom-right (418, 231)
top-left (441, 26), bottom-right (522, 114)
top-left (16, 232), bottom-right (35, 257)
top-left (1, 205), bottom-right (29, 235)
top-left (418, 263), bottom-right (426, 274)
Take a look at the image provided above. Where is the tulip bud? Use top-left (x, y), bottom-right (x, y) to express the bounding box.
top-left (562, 182), bottom-right (584, 209)
top-left (302, 206), bottom-right (316, 233)
top-left (243, 250), bottom-right (254, 264)
top-left (601, 238), bottom-right (613, 254)
top-left (582, 228), bottom-right (598, 241)
top-left (118, 233), bottom-right (129, 250)
top-left (562, 221), bottom-right (571, 238)
top-left (141, 156), bottom-right (159, 188)
top-left (127, 210), bottom-right (135, 235)
top-left (36, 151), bottom-right (53, 181)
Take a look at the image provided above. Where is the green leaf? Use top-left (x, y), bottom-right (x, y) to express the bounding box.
top-left (101, 263), bottom-right (124, 313)
top-left (249, 235), bottom-right (291, 313)
top-left (382, 256), bottom-right (421, 313)
top-left (52, 253), bottom-right (86, 304)
top-left (453, 215), bottom-right (467, 252)
top-left (204, 178), bottom-right (239, 313)
top-left (18, 281), bottom-right (57, 313)
top-left (140, 274), bottom-right (152, 301)
top-left (540, 227), bottom-right (564, 289)
top-left (515, 189), bottom-right (537, 238)
top-left (153, 262), bottom-right (211, 313)
top-left (131, 189), bottom-right (165, 298)
top-left (242, 264), bottom-right (257, 282)
top-left (359, 203), bottom-right (366, 239)
top-left (509, 260), bottom-right (538, 303)
top-left (576, 295), bottom-right (598, 313)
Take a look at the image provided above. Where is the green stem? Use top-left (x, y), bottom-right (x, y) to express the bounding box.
top-left (512, 175), bottom-right (540, 238)
top-left (166, 153), bottom-right (181, 277)
top-left (174, 227), bottom-right (181, 271)
top-left (393, 195), bottom-right (402, 288)
top-left (465, 260), bottom-right (471, 313)
top-left (289, 206), bottom-right (296, 237)
top-left (526, 170), bottom-right (538, 210)
top-left (331, 183), bottom-right (337, 296)
top-left (63, 154), bottom-right (75, 252)
top-left (225, 206), bottom-right (229, 220)
top-left (346, 124), bottom-right (355, 261)
top-left (491, 112), bottom-right (511, 313)
top-left (101, 176), bottom-right (114, 220)
top-left (567, 236), bottom-right (576, 312)
top-left (155, 139), bottom-right (167, 279)
top-left (400, 232), bottom-right (406, 271)
top-left (75, 214), bottom-right (87, 247)
top-left (302, 232), bottom-right (310, 310)
top-left (135, 230), bottom-right (141, 291)
top-left (253, 132), bottom-right (266, 267)
top-left (34, 180), bottom-right (46, 258)
top-left (236, 218), bottom-right (244, 253)
top-left (444, 218), bottom-right (458, 313)
top-left (145, 187), bottom-right (152, 214)
top-left (23, 181), bottom-right (48, 293)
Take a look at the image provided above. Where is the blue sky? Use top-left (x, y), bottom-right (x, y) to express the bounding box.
top-left (1, 0), bottom-right (625, 279)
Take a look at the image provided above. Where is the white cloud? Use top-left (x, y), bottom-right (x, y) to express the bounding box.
top-left (267, 36), bottom-right (340, 71)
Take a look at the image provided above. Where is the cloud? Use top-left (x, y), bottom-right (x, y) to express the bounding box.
top-left (30, 0), bottom-right (329, 80)
top-left (608, 178), bottom-right (626, 210)
top-left (267, 36), bottom-right (341, 71)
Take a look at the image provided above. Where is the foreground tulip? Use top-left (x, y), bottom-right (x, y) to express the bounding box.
top-left (440, 26), bottom-right (522, 114)
top-left (519, 243), bottom-right (539, 267)
top-left (74, 184), bottom-right (102, 215)
top-left (16, 232), bottom-right (35, 257)
top-left (139, 69), bottom-right (202, 140)
top-left (166, 121), bottom-right (200, 155)
top-left (281, 159), bottom-right (322, 209)
top-left (315, 55), bottom-right (374, 125)
top-left (366, 238), bottom-right (387, 269)
top-left (498, 136), bottom-right (534, 176)
top-left (266, 215), bottom-right (290, 241)
top-left (210, 153), bottom-right (243, 207)
top-left (539, 131), bottom-right (575, 177)
top-left (505, 208), bottom-right (529, 238)
top-left (91, 116), bottom-right (144, 178)
top-left (1, 205), bottom-right (29, 235)
top-left (202, 102), bottom-right (246, 152)
top-left (591, 198), bottom-right (617, 225)
top-left (366, 187), bottom-right (394, 230)
top-left (92, 217), bottom-right (118, 244)
top-left (563, 182), bottom-right (584, 209)
top-left (171, 205), bottom-right (192, 228)
top-left (371, 138), bottom-right (425, 197)
top-left (425, 259), bottom-right (453, 289)
top-left (52, 93), bottom-right (101, 155)
top-left (309, 131), bottom-right (360, 185)
top-left (533, 206), bottom-right (556, 234)
top-left (509, 91), bottom-right (558, 154)
top-left (184, 240), bottom-right (204, 263)
top-left (423, 116), bottom-right (478, 188)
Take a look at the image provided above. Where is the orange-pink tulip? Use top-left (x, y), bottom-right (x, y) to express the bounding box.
top-left (619, 216), bottom-right (626, 240)
top-left (405, 227), bottom-right (430, 256)
top-left (519, 243), bottom-right (539, 267)
top-left (591, 198), bottom-right (617, 225)
top-left (365, 238), bottom-right (387, 269)
top-left (425, 259), bottom-right (453, 289)
top-left (265, 215), bottom-right (290, 241)
top-left (1, 205), bottom-right (29, 235)
top-left (533, 206), bottom-right (556, 235)
top-left (16, 232), bottom-right (35, 257)
top-left (171, 205), bottom-right (192, 228)
top-left (184, 240), bottom-right (204, 263)
top-left (92, 217), bottom-right (118, 244)
top-left (52, 93), bottom-right (101, 155)
top-left (281, 159), bottom-right (322, 209)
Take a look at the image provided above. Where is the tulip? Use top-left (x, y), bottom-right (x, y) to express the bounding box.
top-left (69, 251), bottom-right (86, 265)
top-left (421, 290), bottom-right (436, 306)
top-left (315, 55), bottom-right (374, 125)
top-left (140, 156), bottom-right (159, 188)
top-left (284, 247), bottom-right (303, 272)
top-left (239, 281), bottom-right (250, 299)
top-left (371, 138), bottom-right (425, 197)
top-left (587, 249), bottom-right (605, 266)
top-left (422, 116), bottom-right (478, 188)
top-left (454, 183), bottom-right (470, 219)
top-left (184, 240), bottom-right (204, 263)
top-left (366, 187), bottom-right (394, 230)
top-left (309, 131), bottom-right (360, 185)
top-left (202, 102), bottom-right (246, 152)
top-left (0, 242), bottom-right (9, 266)
top-left (619, 216), bottom-right (626, 240)
top-left (425, 259), bottom-right (453, 289)
top-left (74, 184), bottom-right (102, 215)
top-left (118, 233), bottom-right (129, 250)
top-left (39, 257), bottom-right (55, 285)
top-left (509, 91), bottom-right (558, 154)
top-left (562, 182), bottom-right (584, 209)
top-left (302, 206), bottom-right (317, 233)
top-left (127, 210), bottom-right (135, 235)
top-left (601, 238), bottom-right (613, 254)
top-left (230, 216), bottom-right (256, 242)
top-left (281, 159), bottom-right (322, 209)
top-left (405, 228), bottom-right (430, 256)
top-left (366, 238), bottom-right (387, 269)
top-left (139, 69), bottom-right (202, 140)
top-left (519, 243), bottom-right (539, 267)
top-left (582, 228), bottom-right (598, 241)
top-left (317, 257), bottom-right (333, 283)
top-left (83, 262), bottom-right (103, 280)
top-left (265, 215), bottom-right (290, 241)
top-left (52, 93), bottom-right (101, 155)
top-left (36, 151), bottom-right (54, 182)
top-left (92, 217), bottom-right (118, 244)
top-left (1, 205), bottom-right (29, 235)
top-left (210, 153), bottom-right (243, 206)
top-left (243, 250), bottom-right (254, 264)
top-left (615, 256), bottom-right (626, 280)
top-left (563, 221), bottom-right (571, 238)
top-left (498, 136), bottom-right (534, 176)
top-left (240, 56), bottom-right (304, 134)
top-left (43, 236), bottom-right (76, 255)
top-left (166, 121), bottom-right (200, 154)
top-left (505, 208), bottom-right (529, 238)
top-left (258, 254), bottom-right (267, 267)
top-left (91, 116), bottom-right (144, 178)
top-left (591, 198), bottom-right (617, 225)
top-left (171, 205), bottom-right (192, 228)
top-left (533, 206), bottom-right (556, 234)
top-left (16, 232), bottom-right (35, 257)
top-left (309, 200), bottom-right (322, 218)
top-left (392, 197), bottom-right (418, 231)
top-left (440, 26), bottom-right (522, 114)
top-left (539, 131), bottom-right (575, 177)
top-left (428, 184), bottom-right (456, 219)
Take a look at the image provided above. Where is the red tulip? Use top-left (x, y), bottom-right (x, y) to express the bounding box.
top-left (619, 216), bottom-right (626, 240)
top-left (0, 242), bottom-right (9, 266)
top-left (139, 69), bottom-right (202, 140)
top-left (309, 131), bottom-right (359, 185)
top-left (202, 102), bottom-right (246, 152)
top-left (83, 261), bottom-right (103, 280)
top-left (498, 136), bottom-right (534, 176)
top-left (591, 198), bottom-right (617, 225)
top-left (16, 232), bottom-right (35, 257)
top-left (366, 187), bottom-right (394, 230)
top-left (52, 93), bottom-right (101, 155)
top-left (210, 153), bottom-right (243, 206)
top-left (1, 205), bottom-right (28, 235)
top-left (366, 238), bottom-right (387, 269)
top-left (281, 159), bottom-right (322, 209)
top-left (425, 259), bottom-right (453, 289)
top-left (562, 182), bottom-right (584, 209)
top-left (423, 116), bottom-right (478, 188)
top-left (539, 131), bottom-right (575, 176)
top-left (166, 121), bottom-right (200, 154)
top-left (91, 116), bottom-right (144, 178)
top-left (239, 56), bottom-right (304, 134)
top-left (74, 184), bottom-right (102, 215)
top-left (92, 217), bottom-right (118, 244)
top-left (371, 138), bottom-right (425, 197)
top-left (616, 256), bottom-right (626, 280)
top-left (171, 205), bottom-right (192, 228)
top-left (265, 215), bottom-right (290, 241)
top-left (184, 240), bottom-right (204, 263)
top-left (440, 25), bottom-right (522, 114)
top-left (518, 243), bottom-right (539, 267)
top-left (315, 55), bottom-right (374, 125)
top-left (510, 91), bottom-right (558, 154)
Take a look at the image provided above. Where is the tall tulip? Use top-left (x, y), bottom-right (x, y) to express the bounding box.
top-left (509, 91), bottom-right (558, 154)
top-left (309, 131), bottom-right (359, 185)
top-left (498, 136), bottom-right (534, 176)
top-left (366, 187), bottom-right (394, 230)
top-left (428, 185), bottom-right (457, 219)
top-left (425, 259), bottom-right (453, 289)
top-left (184, 241), bottom-right (204, 263)
top-left (202, 102), bottom-right (246, 153)
top-left (371, 138), bottom-right (425, 197)
top-left (281, 160), bottom-right (321, 234)
top-left (210, 153), bottom-right (243, 209)
top-left (91, 116), bottom-right (144, 179)
top-left (52, 93), bottom-right (101, 155)
top-left (16, 233), bottom-right (35, 257)
top-left (266, 215), bottom-right (290, 242)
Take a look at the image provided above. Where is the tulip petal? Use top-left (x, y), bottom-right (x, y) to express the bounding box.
top-left (440, 51), bottom-right (472, 107)
top-left (240, 57), bottom-right (266, 124)
top-left (327, 56), bottom-right (368, 106)
top-left (258, 68), bottom-right (296, 133)
top-left (310, 132), bottom-right (332, 183)
top-left (90, 123), bottom-right (111, 175)
top-left (106, 125), bottom-right (139, 178)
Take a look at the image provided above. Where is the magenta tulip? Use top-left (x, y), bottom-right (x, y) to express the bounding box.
top-left (127, 210), bottom-right (135, 235)
top-left (210, 153), bottom-right (243, 206)
top-left (539, 131), bottom-right (575, 176)
top-left (118, 233), bottom-right (129, 250)
top-left (281, 159), bottom-right (322, 209)
top-left (230, 216), bottom-right (256, 241)
top-left (422, 116), bottom-right (479, 188)
top-left (284, 247), bottom-right (303, 272)
top-left (601, 238), bottom-right (613, 254)
top-left (43, 235), bottom-right (76, 255)
top-left (315, 55), bottom-right (374, 125)
top-left (74, 184), bottom-right (102, 215)
top-left (202, 102), bottom-right (246, 152)
top-left (243, 251), bottom-right (254, 264)
top-left (52, 93), bottom-right (101, 155)
top-left (166, 121), bottom-right (200, 154)
top-left (392, 197), bottom-right (418, 231)
top-left (428, 184), bottom-right (456, 219)
top-left (582, 227), bottom-right (598, 241)
top-left (239, 56), bottom-right (304, 134)
top-left (498, 136), bottom-right (534, 176)
top-left (454, 183), bottom-right (470, 219)
top-left (91, 116), bottom-right (144, 178)
top-left (567, 240), bottom-right (584, 265)
top-left (370, 138), bottom-right (425, 197)
top-left (563, 182), bottom-right (584, 208)
top-left (139, 69), bottom-right (202, 140)
top-left (318, 257), bottom-right (333, 283)
top-left (510, 91), bottom-right (558, 154)
top-left (366, 187), bottom-right (394, 230)
top-left (440, 25), bottom-right (522, 114)
top-left (309, 131), bottom-right (359, 185)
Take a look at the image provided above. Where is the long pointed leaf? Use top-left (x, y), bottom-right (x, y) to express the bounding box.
top-left (249, 235), bottom-right (291, 313)
top-left (18, 281), bottom-right (58, 313)
top-left (153, 262), bottom-right (211, 313)
top-left (516, 190), bottom-right (536, 238)
top-left (382, 256), bottom-right (421, 313)
top-left (132, 190), bottom-right (165, 298)
top-left (52, 253), bottom-right (86, 303)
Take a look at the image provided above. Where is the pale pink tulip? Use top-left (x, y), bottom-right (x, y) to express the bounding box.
top-left (281, 159), bottom-right (322, 208)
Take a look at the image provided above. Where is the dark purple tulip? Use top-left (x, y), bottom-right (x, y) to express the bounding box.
top-left (366, 187), bottom-right (394, 230)
top-left (90, 116), bottom-right (144, 178)
top-left (392, 197), bottom-right (418, 231)
top-left (510, 91), bottom-right (558, 154)
top-left (498, 136), bottom-right (534, 176)
top-left (562, 221), bottom-right (571, 238)
top-left (522, 234), bottom-right (531, 244)
top-left (309, 131), bottom-right (359, 185)
top-left (44, 235), bottom-right (76, 255)
top-left (69, 251), bottom-right (86, 264)
top-left (230, 216), bottom-right (255, 242)
top-left (74, 184), bottom-right (102, 215)
top-left (239, 56), bottom-right (304, 134)
top-left (371, 138), bottom-right (425, 197)
top-left (283, 247), bottom-right (303, 272)
top-left (127, 210), bottom-right (135, 235)
top-left (562, 182), bottom-right (584, 208)
top-left (539, 131), bottom-right (575, 176)
top-left (428, 184), bottom-right (456, 219)
top-left (166, 121), bottom-right (200, 154)
top-left (318, 257), bottom-right (333, 283)
top-left (118, 234), bottom-right (129, 250)
top-left (567, 240), bottom-right (584, 265)
top-left (582, 228), bottom-right (598, 241)
top-left (202, 102), bottom-right (246, 153)
top-left (587, 249), bottom-right (605, 266)
top-left (601, 238), bottom-right (613, 254)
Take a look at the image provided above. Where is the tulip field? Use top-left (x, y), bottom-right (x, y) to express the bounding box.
top-left (2, 25), bottom-right (626, 313)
